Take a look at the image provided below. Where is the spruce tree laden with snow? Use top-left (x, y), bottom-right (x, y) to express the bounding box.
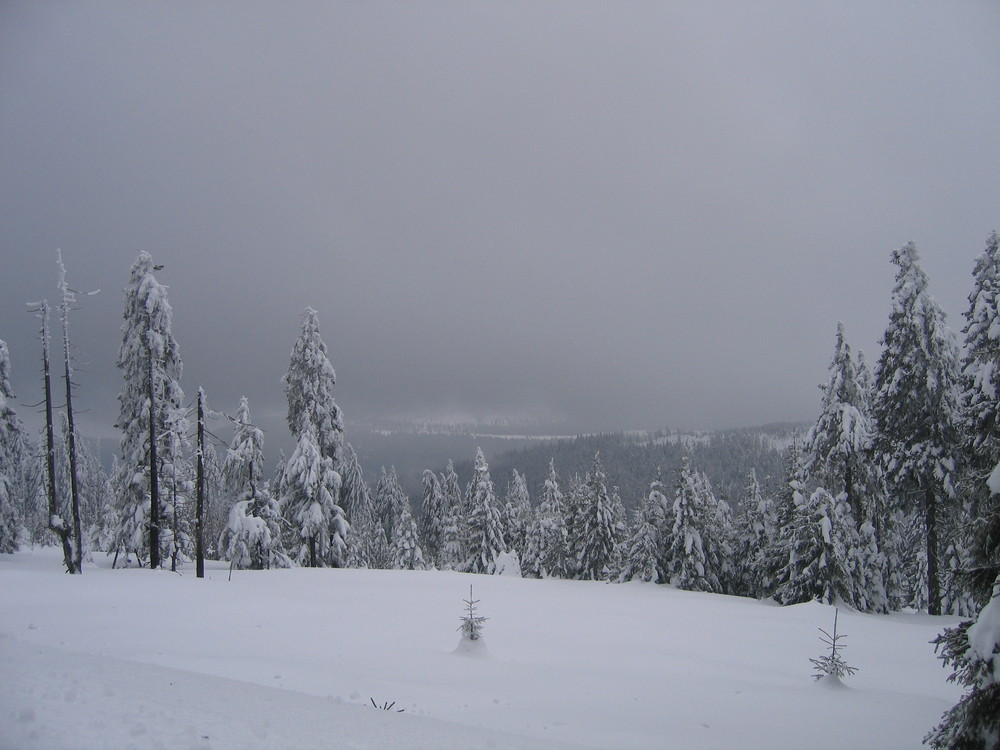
top-left (111, 253), bottom-right (186, 569)
top-left (0, 338), bottom-right (27, 553)
top-left (805, 323), bottom-right (881, 530)
top-left (575, 453), bottom-right (623, 582)
top-left (665, 457), bottom-right (730, 593)
top-left (764, 443), bottom-right (808, 597)
top-left (530, 459), bottom-right (571, 579)
top-left (340, 444), bottom-right (376, 568)
top-left (220, 396), bottom-right (288, 570)
top-left (419, 469), bottom-right (447, 565)
top-left (437, 460), bottom-right (465, 569)
top-left (733, 469), bottom-right (774, 598)
top-left (373, 466), bottom-right (404, 541)
top-left (391, 500), bottom-right (427, 571)
top-left (925, 574), bottom-right (1000, 748)
top-left (618, 503), bottom-right (659, 583)
top-left (502, 469), bottom-right (532, 560)
top-left (873, 242), bottom-right (964, 615)
top-left (773, 486), bottom-right (859, 607)
top-left (463, 448), bottom-right (507, 575)
top-left (961, 230), bottom-right (1000, 607)
top-left (280, 424), bottom-right (347, 567)
top-left (666, 456), bottom-right (713, 591)
top-left (283, 307), bottom-right (345, 472)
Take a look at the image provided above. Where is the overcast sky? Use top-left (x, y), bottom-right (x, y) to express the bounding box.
top-left (1, 1), bottom-right (998, 449)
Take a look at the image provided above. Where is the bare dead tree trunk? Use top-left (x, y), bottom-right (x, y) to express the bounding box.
top-left (57, 253), bottom-right (84, 573)
top-left (196, 388), bottom-right (205, 579)
top-left (36, 301), bottom-right (77, 573)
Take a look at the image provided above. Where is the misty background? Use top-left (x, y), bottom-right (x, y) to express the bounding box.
top-left (1, 2), bottom-right (998, 477)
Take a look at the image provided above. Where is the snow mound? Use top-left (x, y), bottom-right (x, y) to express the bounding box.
top-left (453, 636), bottom-right (490, 658)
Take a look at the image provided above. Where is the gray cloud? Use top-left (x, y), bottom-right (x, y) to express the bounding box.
top-left (1, 1), bottom-right (998, 449)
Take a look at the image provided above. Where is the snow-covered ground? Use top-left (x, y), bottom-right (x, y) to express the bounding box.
top-left (1, 549), bottom-right (962, 749)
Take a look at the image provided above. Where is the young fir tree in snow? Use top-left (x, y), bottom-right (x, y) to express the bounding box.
top-left (574, 454), bottom-right (625, 581)
top-left (418, 469), bottom-right (447, 565)
top-left (391, 499), bottom-right (427, 571)
top-left (463, 448), bottom-right (507, 575)
top-left (0, 338), bottom-right (26, 553)
top-left (773, 486), bottom-right (859, 607)
top-left (873, 242), bottom-right (964, 615)
top-left (281, 424), bottom-right (347, 567)
top-left (283, 307), bottom-right (345, 472)
top-left (111, 253), bottom-right (186, 569)
top-left (220, 397), bottom-right (287, 570)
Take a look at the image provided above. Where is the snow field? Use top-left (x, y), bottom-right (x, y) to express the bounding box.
top-left (1, 549), bottom-right (963, 749)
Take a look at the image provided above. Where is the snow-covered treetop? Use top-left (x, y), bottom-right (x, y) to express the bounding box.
top-left (874, 242), bottom-right (962, 493)
top-left (0, 338), bottom-right (13, 407)
top-left (284, 307), bottom-right (344, 466)
top-left (962, 231), bottom-right (1000, 457)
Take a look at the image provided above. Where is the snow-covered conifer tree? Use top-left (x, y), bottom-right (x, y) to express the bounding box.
top-left (112, 253), bottom-right (186, 568)
top-left (419, 469), bottom-right (446, 565)
top-left (873, 242), bottom-right (964, 615)
top-left (340, 443), bottom-right (376, 567)
top-left (773, 486), bottom-right (858, 606)
top-left (763, 443), bottom-right (807, 597)
top-left (283, 307), bottom-right (344, 471)
top-left (502, 469), bottom-right (531, 560)
top-left (281, 424), bottom-right (347, 567)
top-left (0, 339), bottom-right (26, 552)
top-left (925, 574), bottom-right (1000, 748)
top-left (805, 323), bottom-right (881, 529)
top-left (533, 459), bottom-right (571, 578)
top-left (960, 231), bottom-right (1000, 605)
top-left (575, 454), bottom-right (623, 581)
top-left (374, 466), bottom-right (408, 541)
top-left (220, 397), bottom-right (287, 569)
top-left (437, 460), bottom-right (464, 568)
top-left (666, 456), bottom-right (722, 593)
top-left (463, 448), bottom-right (507, 574)
top-left (618, 504), bottom-right (659, 583)
top-left (733, 469), bottom-right (773, 598)
top-left (391, 500), bottom-right (427, 571)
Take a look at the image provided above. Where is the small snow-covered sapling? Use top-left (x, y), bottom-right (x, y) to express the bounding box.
top-left (809, 608), bottom-right (858, 681)
top-left (458, 584), bottom-right (488, 641)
